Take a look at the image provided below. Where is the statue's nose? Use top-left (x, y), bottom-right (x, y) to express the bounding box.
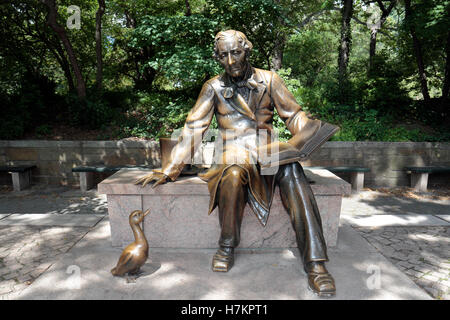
top-left (227, 53), bottom-right (235, 65)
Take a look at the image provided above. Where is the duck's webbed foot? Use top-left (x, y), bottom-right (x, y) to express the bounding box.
top-left (125, 268), bottom-right (142, 283)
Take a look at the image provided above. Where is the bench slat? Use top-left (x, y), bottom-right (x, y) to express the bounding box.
top-left (0, 165), bottom-right (36, 173)
top-left (72, 165), bottom-right (150, 173)
top-left (326, 166), bottom-right (370, 173)
top-left (404, 166), bottom-right (450, 173)
top-left (305, 166), bottom-right (369, 173)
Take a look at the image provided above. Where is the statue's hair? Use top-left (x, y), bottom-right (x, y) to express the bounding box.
top-left (213, 30), bottom-right (253, 60)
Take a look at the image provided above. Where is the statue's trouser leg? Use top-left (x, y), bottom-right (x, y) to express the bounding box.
top-left (276, 162), bottom-right (328, 266)
top-left (217, 165), bottom-right (249, 248)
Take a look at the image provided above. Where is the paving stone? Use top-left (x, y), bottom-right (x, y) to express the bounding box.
top-left (413, 265), bottom-right (433, 274)
top-left (440, 279), bottom-right (450, 287)
top-left (3, 272), bottom-right (19, 280)
top-left (16, 274), bottom-right (33, 283)
top-left (424, 287), bottom-right (440, 297)
top-left (0, 222), bottom-right (90, 298)
top-left (355, 225), bottom-right (449, 300)
top-left (0, 268), bottom-right (10, 277)
top-left (422, 273), bottom-right (441, 282)
top-left (397, 261), bottom-right (415, 269)
top-left (430, 271), bottom-right (448, 280)
top-left (405, 269), bottom-right (422, 278)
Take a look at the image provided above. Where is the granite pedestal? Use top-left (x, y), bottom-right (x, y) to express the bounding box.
top-left (98, 168), bottom-right (350, 248)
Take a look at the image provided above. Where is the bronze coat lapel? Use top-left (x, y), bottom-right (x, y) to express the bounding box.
top-left (219, 73), bottom-right (262, 121)
top-left (248, 81), bottom-right (266, 114)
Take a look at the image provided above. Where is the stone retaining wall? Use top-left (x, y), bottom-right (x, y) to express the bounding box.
top-left (0, 140), bottom-right (449, 188)
top-left (0, 140), bottom-right (160, 186)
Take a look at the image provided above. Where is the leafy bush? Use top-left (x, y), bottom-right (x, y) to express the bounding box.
top-left (130, 14), bottom-right (221, 90)
top-left (0, 73), bottom-right (62, 139)
top-left (115, 91), bottom-right (196, 139)
top-left (351, 52), bottom-right (412, 118)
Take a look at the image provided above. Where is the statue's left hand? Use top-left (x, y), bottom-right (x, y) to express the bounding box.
top-left (134, 170), bottom-right (169, 188)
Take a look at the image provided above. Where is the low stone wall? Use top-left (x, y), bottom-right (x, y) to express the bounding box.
top-left (0, 140), bottom-right (160, 186)
top-left (0, 140), bottom-right (449, 188)
top-left (303, 142), bottom-right (450, 187)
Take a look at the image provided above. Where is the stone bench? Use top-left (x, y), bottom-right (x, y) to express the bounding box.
top-left (72, 165), bottom-right (151, 192)
top-left (98, 168), bottom-right (351, 249)
top-left (404, 166), bottom-right (450, 192)
top-left (0, 165), bottom-right (36, 191)
top-left (306, 166), bottom-right (370, 191)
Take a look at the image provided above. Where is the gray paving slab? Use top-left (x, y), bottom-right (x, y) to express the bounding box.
top-left (341, 214), bottom-right (450, 228)
top-left (0, 185), bottom-right (107, 215)
top-left (9, 218), bottom-right (431, 300)
top-left (341, 191), bottom-right (450, 216)
top-left (0, 214), bottom-right (11, 221)
top-left (0, 214), bottom-right (105, 227)
top-left (435, 215), bottom-right (450, 223)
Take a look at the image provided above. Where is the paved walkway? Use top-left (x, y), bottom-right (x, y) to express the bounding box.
top-left (340, 190), bottom-right (449, 300)
top-left (0, 186), bottom-right (448, 299)
top-left (355, 226), bottom-right (449, 299)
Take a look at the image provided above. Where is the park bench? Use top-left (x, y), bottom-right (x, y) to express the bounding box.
top-left (305, 166), bottom-right (370, 191)
top-left (0, 165), bottom-right (36, 191)
top-left (72, 165), bottom-right (151, 192)
top-left (404, 166), bottom-right (450, 192)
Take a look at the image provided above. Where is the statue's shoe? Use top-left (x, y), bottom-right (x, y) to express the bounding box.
top-left (212, 247), bottom-right (234, 272)
top-left (307, 271), bottom-right (336, 297)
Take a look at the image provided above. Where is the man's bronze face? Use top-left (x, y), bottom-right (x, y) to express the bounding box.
top-left (216, 37), bottom-right (247, 79)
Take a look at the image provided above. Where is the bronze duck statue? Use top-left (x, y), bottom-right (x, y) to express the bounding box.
top-left (111, 209), bottom-right (150, 277)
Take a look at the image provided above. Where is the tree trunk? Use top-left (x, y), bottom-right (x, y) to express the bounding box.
top-left (185, 0), bottom-right (192, 16)
top-left (40, 36), bottom-right (76, 92)
top-left (338, 0), bottom-right (354, 104)
top-left (270, 0), bottom-right (285, 72)
top-left (54, 43), bottom-right (76, 92)
top-left (271, 33), bottom-right (285, 72)
top-left (442, 30), bottom-right (450, 100)
top-left (369, 28), bottom-right (378, 71)
top-left (369, 0), bottom-right (397, 71)
top-left (404, 0), bottom-right (430, 102)
top-left (95, 0), bottom-right (106, 91)
top-left (41, 0), bottom-right (86, 100)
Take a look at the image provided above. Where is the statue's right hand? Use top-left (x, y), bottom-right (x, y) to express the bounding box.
top-left (134, 170), bottom-right (169, 188)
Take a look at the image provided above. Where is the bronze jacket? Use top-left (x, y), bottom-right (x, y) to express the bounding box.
top-left (161, 67), bottom-right (322, 226)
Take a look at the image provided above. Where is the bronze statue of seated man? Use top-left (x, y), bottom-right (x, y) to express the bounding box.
top-left (135, 30), bottom-right (338, 297)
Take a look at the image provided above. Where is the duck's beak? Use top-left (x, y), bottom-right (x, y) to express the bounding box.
top-left (143, 209), bottom-right (150, 217)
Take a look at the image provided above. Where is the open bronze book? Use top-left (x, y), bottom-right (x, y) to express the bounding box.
top-left (258, 122), bottom-right (339, 168)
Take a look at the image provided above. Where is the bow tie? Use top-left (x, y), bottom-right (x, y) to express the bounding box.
top-left (223, 79), bottom-right (258, 99)
top-left (235, 77), bottom-right (258, 90)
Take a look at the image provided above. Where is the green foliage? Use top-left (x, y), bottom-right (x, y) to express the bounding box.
top-left (35, 124), bottom-right (53, 137)
top-left (0, 72), bottom-right (63, 139)
top-left (130, 14), bottom-right (220, 90)
top-left (351, 51), bottom-right (411, 118)
top-left (284, 30), bottom-right (338, 87)
top-left (0, 0), bottom-right (448, 143)
top-left (207, 0), bottom-right (287, 68)
top-left (117, 91), bottom-right (196, 139)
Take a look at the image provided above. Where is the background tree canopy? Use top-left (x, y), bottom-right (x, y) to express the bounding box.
top-left (0, 0), bottom-right (449, 141)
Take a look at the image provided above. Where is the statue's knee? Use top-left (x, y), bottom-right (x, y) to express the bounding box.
top-left (222, 165), bottom-right (248, 186)
top-left (226, 165), bottom-right (245, 177)
top-left (285, 162), bottom-right (301, 171)
top-left (277, 162), bottom-right (303, 181)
